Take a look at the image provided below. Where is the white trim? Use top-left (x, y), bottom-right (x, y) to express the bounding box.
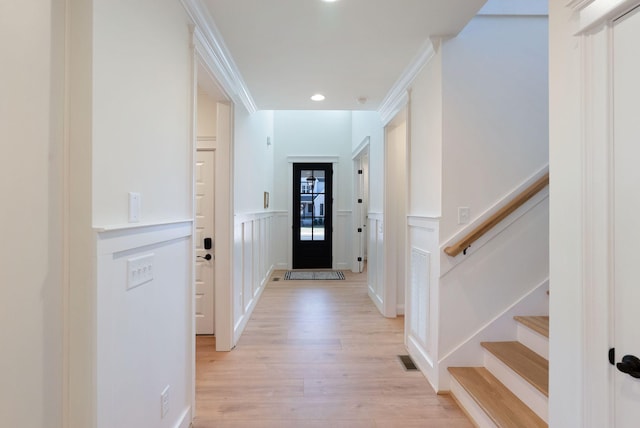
top-left (576, 0), bottom-right (640, 32)
top-left (180, 0), bottom-right (257, 113)
top-left (378, 40), bottom-right (435, 126)
top-left (93, 218), bottom-right (193, 233)
top-left (352, 140), bottom-right (370, 273)
top-left (175, 406), bottom-right (192, 428)
top-left (287, 155), bottom-right (340, 164)
top-left (407, 215), bottom-right (440, 230)
top-left (352, 136), bottom-right (370, 159)
top-left (95, 221), bottom-right (192, 255)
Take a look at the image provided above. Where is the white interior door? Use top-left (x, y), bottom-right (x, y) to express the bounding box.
top-left (613, 6), bottom-right (640, 426)
top-left (195, 149), bottom-right (215, 335)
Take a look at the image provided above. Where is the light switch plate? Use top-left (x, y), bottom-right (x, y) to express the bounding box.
top-left (458, 207), bottom-right (470, 225)
top-left (129, 192), bottom-right (141, 223)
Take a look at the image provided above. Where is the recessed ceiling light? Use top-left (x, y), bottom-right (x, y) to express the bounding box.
top-left (322, 0), bottom-right (338, 2)
top-left (311, 94), bottom-right (326, 101)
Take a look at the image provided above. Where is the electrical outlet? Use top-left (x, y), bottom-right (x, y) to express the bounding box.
top-left (127, 254), bottom-right (154, 290)
top-left (458, 207), bottom-right (471, 225)
top-left (160, 385), bottom-right (170, 418)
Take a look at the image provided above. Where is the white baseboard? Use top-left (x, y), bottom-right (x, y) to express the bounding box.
top-left (175, 406), bottom-right (192, 428)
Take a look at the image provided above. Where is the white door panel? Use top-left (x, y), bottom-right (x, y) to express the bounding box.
top-left (195, 150), bottom-right (215, 334)
top-left (613, 7), bottom-right (640, 426)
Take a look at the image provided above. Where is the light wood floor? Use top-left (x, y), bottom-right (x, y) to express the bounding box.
top-left (194, 269), bottom-right (473, 428)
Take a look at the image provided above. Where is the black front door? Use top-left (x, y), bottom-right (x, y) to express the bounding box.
top-left (292, 163), bottom-right (333, 269)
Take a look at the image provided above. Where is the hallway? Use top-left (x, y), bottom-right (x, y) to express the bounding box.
top-left (194, 270), bottom-right (472, 427)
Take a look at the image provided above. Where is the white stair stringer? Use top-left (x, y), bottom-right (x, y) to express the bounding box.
top-left (483, 348), bottom-right (548, 423)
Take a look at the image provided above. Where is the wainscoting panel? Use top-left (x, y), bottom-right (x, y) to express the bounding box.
top-left (406, 216), bottom-right (440, 390)
top-left (95, 221), bottom-right (192, 428)
top-left (409, 247), bottom-right (430, 351)
top-left (367, 212), bottom-right (384, 314)
top-left (335, 210), bottom-right (353, 270)
top-left (233, 213), bottom-right (276, 343)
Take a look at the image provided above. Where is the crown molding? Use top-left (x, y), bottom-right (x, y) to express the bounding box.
top-left (377, 39), bottom-right (436, 126)
top-left (181, 0), bottom-right (257, 114)
top-left (567, 0), bottom-right (596, 11)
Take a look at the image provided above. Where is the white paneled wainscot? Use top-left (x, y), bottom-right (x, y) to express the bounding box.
top-left (367, 212), bottom-right (384, 314)
top-left (95, 221), bottom-right (193, 428)
top-left (233, 213), bottom-right (277, 342)
top-left (406, 216), bottom-right (441, 391)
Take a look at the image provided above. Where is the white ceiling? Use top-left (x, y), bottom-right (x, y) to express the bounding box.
top-left (201, 0), bottom-right (487, 111)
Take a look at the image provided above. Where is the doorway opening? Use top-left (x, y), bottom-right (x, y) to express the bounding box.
top-left (292, 163), bottom-right (333, 269)
top-left (352, 137), bottom-right (370, 273)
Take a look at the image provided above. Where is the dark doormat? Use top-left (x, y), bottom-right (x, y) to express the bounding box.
top-left (284, 271), bottom-right (345, 280)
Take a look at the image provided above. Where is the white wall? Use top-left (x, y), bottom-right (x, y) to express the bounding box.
top-left (440, 14), bottom-right (549, 242)
top-left (273, 111), bottom-right (354, 269)
top-left (197, 91), bottom-right (218, 138)
top-left (0, 1), bottom-right (65, 427)
top-left (403, 7), bottom-right (549, 391)
top-left (409, 47), bottom-right (443, 217)
top-left (352, 111), bottom-right (384, 213)
top-left (404, 47), bottom-right (444, 383)
top-left (92, 0), bottom-right (192, 227)
top-left (232, 106), bottom-right (276, 342)
top-left (68, 1), bottom-right (195, 427)
top-left (234, 108), bottom-right (275, 214)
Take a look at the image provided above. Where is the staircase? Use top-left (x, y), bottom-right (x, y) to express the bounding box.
top-left (448, 316), bottom-right (549, 428)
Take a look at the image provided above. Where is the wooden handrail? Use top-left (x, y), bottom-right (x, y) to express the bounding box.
top-left (444, 172), bottom-right (549, 257)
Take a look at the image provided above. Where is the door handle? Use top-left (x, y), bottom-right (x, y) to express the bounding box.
top-left (616, 354), bottom-right (640, 378)
top-left (197, 254), bottom-right (213, 261)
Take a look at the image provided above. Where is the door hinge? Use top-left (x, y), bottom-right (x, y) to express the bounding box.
top-left (610, 348), bottom-right (616, 365)
top-left (358, 169), bottom-right (363, 174)
top-left (357, 199), bottom-right (363, 203)
top-left (357, 228), bottom-right (363, 233)
top-left (357, 257), bottom-right (363, 262)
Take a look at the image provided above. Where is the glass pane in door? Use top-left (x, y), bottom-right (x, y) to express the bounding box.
top-left (299, 169), bottom-right (326, 241)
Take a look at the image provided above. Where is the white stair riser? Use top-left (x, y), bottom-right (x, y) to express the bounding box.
top-left (450, 376), bottom-right (499, 428)
top-left (483, 350), bottom-right (548, 423)
top-left (516, 324), bottom-right (549, 359)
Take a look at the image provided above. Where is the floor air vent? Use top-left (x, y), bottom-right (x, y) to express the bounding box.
top-left (398, 355), bottom-right (418, 371)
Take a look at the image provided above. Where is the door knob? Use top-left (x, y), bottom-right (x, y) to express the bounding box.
top-left (197, 254), bottom-right (212, 261)
top-left (616, 354), bottom-right (640, 378)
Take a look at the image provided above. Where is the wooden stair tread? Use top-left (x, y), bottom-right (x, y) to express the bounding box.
top-left (449, 367), bottom-right (547, 428)
top-left (481, 341), bottom-right (548, 396)
top-left (514, 316), bottom-right (549, 338)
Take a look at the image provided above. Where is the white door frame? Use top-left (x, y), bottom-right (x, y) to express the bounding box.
top-left (559, 1), bottom-right (640, 426)
top-left (191, 33), bottom-right (235, 354)
top-left (382, 108), bottom-right (409, 318)
top-left (352, 137), bottom-right (370, 273)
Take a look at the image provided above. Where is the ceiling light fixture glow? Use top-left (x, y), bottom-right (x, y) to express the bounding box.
top-left (322, 0), bottom-right (338, 2)
top-left (311, 94), bottom-right (326, 101)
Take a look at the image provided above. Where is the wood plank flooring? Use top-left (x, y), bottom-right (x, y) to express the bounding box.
top-left (194, 269), bottom-right (473, 427)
